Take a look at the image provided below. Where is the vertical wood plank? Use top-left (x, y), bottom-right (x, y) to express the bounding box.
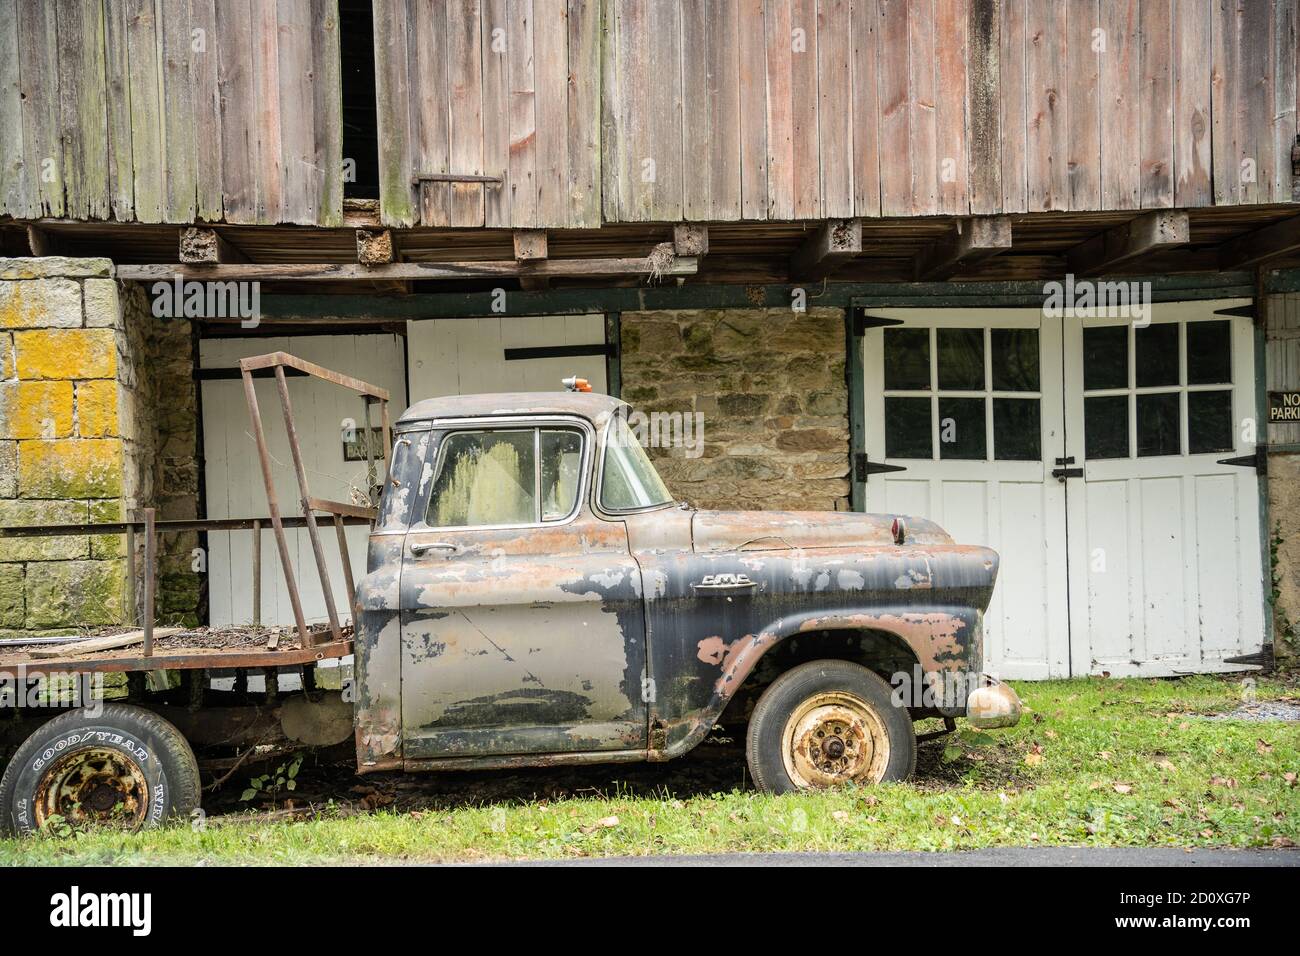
top-left (906, 0), bottom-right (936, 215)
top-left (850, 0), bottom-right (880, 217)
top-left (1238, 0), bottom-right (1274, 204)
top-left (681, 0), bottom-right (712, 219)
top-left (790, 0), bottom-right (820, 218)
top-left (707, 0), bottom-right (741, 220)
top-left (162, 0), bottom-right (198, 221)
top-left (373, 0), bottom-right (415, 226)
top-left (1100, 0), bottom-right (1140, 210)
top-left (646, 0), bottom-right (682, 220)
top-left (877, 0), bottom-right (909, 215)
top-left (764, 0), bottom-right (795, 218)
top-left (1211, 0), bottom-right (1240, 205)
top-left (125, 0), bottom-right (162, 222)
top-left (18, 0), bottom-right (64, 217)
top-left (566, 0), bottom-right (601, 226)
top-left (1065, 0), bottom-right (1099, 210)
top-left (533, 0), bottom-right (567, 225)
top-left (251, 0), bottom-right (284, 222)
top-left (482, 0), bottom-right (511, 226)
top-left (737, 0), bottom-right (768, 218)
top-left (507, 0), bottom-right (538, 225)
top-left (216, 0), bottom-right (258, 223)
top-left (1274, 0), bottom-right (1297, 202)
top-left (413, 0), bottom-right (450, 226)
top-left (1172, 0), bottom-right (1211, 206)
top-left (57, 0), bottom-right (110, 220)
top-left (599, 0), bottom-right (623, 221)
top-left (998, 0), bottom-right (1027, 212)
top-left (0, 0), bottom-right (31, 218)
top-left (966, 0), bottom-right (1000, 215)
top-left (311, 0), bottom-right (343, 226)
top-left (191, 0), bottom-right (223, 221)
top-left (1025, 0), bottom-right (1067, 211)
top-left (448, 0), bottom-right (485, 226)
top-left (1138, 0), bottom-right (1173, 207)
top-left (818, 0), bottom-right (853, 218)
top-left (933, 0), bottom-right (968, 215)
top-left (278, 0), bottom-right (317, 224)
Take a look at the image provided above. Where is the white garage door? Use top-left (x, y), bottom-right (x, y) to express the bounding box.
top-left (200, 334), bottom-right (408, 628)
top-left (863, 301), bottom-right (1264, 679)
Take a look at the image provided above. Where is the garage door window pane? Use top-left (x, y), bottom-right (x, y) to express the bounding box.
top-left (1188, 390), bottom-right (1234, 454)
top-left (1187, 321), bottom-right (1231, 385)
top-left (991, 329), bottom-right (1040, 391)
top-left (428, 430), bottom-right (536, 527)
top-left (938, 397), bottom-right (986, 459)
top-left (1085, 396), bottom-right (1128, 459)
top-left (884, 397), bottom-right (932, 459)
top-left (1135, 324), bottom-right (1179, 387)
top-left (1137, 392), bottom-right (1181, 457)
top-left (1083, 326), bottom-right (1128, 390)
top-left (883, 328), bottom-right (930, 390)
top-left (993, 398), bottom-right (1041, 460)
top-left (937, 328), bottom-right (985, 390)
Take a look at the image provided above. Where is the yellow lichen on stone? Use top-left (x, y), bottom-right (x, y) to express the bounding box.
top-left (17, 438), bottom-right (123, 499)
top-left (0, 380), bottom-right (74, 439)
top-left (13, 328), bottom-right (116, 380)
top-left (76, 379), bottom-right (120, 437)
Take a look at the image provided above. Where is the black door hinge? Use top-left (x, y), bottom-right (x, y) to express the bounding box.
top-left (855, 453), bottom-right (908, 482)
top-left (1051, 467), bottom-right (1084, 481)
top-left (852, 311), bottom-right (905, 335)
top-left (1217, 447), bottom-right (1267, 475)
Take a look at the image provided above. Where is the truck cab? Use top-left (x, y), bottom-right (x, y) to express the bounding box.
top-left (352, 391), bottom-right (1021, 792)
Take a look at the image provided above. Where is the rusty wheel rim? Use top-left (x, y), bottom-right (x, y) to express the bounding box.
top-left (34, 747), bottom-right (150, 830)
top-left (781, 691), bottom-right (890, 789)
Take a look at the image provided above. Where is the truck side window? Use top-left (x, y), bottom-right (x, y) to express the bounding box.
top-left (600, 417), bottom-right (673, 512)
top-left (426, 428), bottom-right (583, 527)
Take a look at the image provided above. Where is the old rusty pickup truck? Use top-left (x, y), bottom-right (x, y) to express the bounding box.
top-left (0, 384), bottom-right (1020, 834)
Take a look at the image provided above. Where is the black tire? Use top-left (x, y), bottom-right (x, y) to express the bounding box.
top-left (746, 660), bottom-right (916, 794)
top-left (0, 703), bottom-right (200, 836)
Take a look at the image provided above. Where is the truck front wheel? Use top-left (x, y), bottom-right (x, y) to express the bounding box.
top-left (0, 703), bottom-right (201, 836)
top-left (746, 660), bottom-right (916, 794)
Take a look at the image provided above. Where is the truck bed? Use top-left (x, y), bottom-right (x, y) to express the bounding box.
top-left (0, 625), bottom-right (353, 677)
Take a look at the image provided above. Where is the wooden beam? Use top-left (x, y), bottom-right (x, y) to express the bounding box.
top-left (116, 257), bottom-right (701, 282)
top-left (790, 219), bottom-right (862, 280)
top-left (179, 226), bottom-right (249, 264)
top-left (914, 216), bottom-right (1012, 280)
top-left (513, 231), bottom-right (550, 290)
top-left (356, 228), bottom-right (395, 266)
top-left (673, 224), bottom-right (709, 257)
top-left (1067, 211), bottom-right (1190, 275)
top-left (1217, 214), bottom-right (1300, 270)
top-left (26, 225), bottom-right (55, 256)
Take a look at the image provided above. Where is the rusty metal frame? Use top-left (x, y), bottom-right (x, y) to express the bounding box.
top-left (239, 351), bottom-right (391, 648)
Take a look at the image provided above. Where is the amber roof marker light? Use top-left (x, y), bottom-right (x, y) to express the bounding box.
top-left (562, 376), bottom-right (592, 392)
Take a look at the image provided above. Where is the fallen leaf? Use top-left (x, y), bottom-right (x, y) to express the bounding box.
top-left (1210, 776), bottom-right (1239, 789)
top-left (1113, 783), bottom-right (1133, 795)
top-left (1155, 758), bottom-right (1178, 773)
top-left (1098, 750), bottom-right (1113, 761)
top-left (832, 810), bottom-right (850, 824)
top-left (950, 814), bottom-right (964, 827)
top-left (1256, 739), bottom-right (1273, 755)
top-left (1024, 752), bottom-right (1043, 767)
top-left (1284, 772), bottom-right (1297, 788)
top-left (1178, 721), bottom-right (1190, 731)
top-left (1045, 729), bottom-right (1058, 739)
top-left (579, 814), bottom-right (621, 834)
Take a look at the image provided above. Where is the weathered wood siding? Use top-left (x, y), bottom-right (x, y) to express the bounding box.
top-left (0, 0), bottom-right (342, 225)
top-left (599, 0), bottom-right (1300, 222)
top-left (374, 0), bottom-right (602, 228)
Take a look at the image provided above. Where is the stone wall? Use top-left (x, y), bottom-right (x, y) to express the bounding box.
top-left (619, 307), bottom-right (849, 511)
top-left (1267, 293), bottom-right (1300, 666)
top-left (0, 259), bottom-right (200, 636)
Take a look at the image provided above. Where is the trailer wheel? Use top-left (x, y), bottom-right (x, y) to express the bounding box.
top-left (746, 660), bottom-right (916, 794)
top-left (0, 703), bottom-right (200, 836)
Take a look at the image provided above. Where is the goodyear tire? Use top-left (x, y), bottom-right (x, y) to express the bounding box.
top-left (746, 660), bottom-right (916, 794)
top-left (0, 703), bottom-right (200, 836)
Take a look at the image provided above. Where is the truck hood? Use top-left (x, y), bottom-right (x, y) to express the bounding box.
top-left (690, 510), bottom-right (955, 552)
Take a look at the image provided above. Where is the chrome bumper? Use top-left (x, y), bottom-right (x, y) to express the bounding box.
top-left (965, 675), bottom-right (1023, 729)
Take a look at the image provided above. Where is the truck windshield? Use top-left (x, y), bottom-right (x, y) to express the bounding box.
top-left (600, 417), bottom-right (673, 511)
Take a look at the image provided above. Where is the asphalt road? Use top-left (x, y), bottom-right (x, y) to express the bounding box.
top-left (516, 847), bottom-right (1300, 866)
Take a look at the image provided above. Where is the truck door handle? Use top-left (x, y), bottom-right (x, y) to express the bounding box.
top-left (1051, 467), bottom-right (1084, 481)
top-left (410, 541), bottom-right (459, 556)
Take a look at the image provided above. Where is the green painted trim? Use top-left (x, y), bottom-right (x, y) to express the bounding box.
top-left (259, 271), bottom-right (1279, 322)
top-left (1257, 302), bottom-right (1275, 648)
top-left (845, 309), bottom-right (866, 512)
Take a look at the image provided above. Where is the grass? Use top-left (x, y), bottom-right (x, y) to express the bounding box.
top-left (2, 674), bottom-right (1297, 864)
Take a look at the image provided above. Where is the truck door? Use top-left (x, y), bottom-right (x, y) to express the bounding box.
top-left (399, 417), bottom-right (648, 760)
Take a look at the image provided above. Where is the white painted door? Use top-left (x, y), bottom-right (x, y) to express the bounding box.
top-left (1063, 300), bottom-right (1264, 676)
top-left (406, 315), bottom-right (607, 399)
top-left (863, 301), bottom-right (1266, 679)
top-left (200, 335), bottom-right (408, 628)
top-left (864, 309), bottom-right (1070, 679)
